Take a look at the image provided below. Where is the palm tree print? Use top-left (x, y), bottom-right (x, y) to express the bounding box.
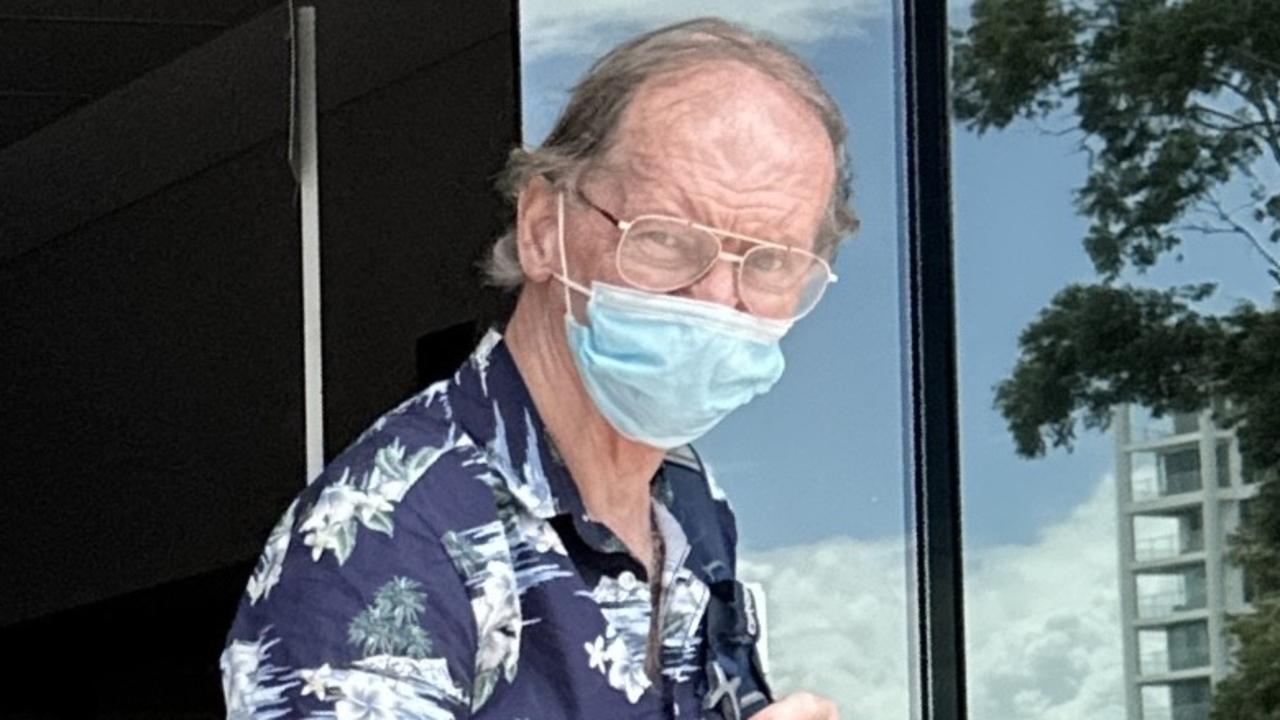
top-left (347, 576), bottom-right (435, 659)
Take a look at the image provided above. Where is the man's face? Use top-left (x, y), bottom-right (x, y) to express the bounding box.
top-left (562, 60), bottom-right (836, 317)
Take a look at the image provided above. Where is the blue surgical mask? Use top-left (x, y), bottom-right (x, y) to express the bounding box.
top-left (551, 192), bottom-right (791, 449)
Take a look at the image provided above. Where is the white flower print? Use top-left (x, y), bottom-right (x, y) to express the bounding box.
top-left (585, 636), bottom-right (609, 673)
top-left (577, 572), bottom-right (654, 704)
top-left (298, 662), bottom-right (334, 701)
top-left (352, 492), bottom-right (395, 525)
top-left (300, 509), bottom-right (354, 563)
top-left (333, 671), bottom-right (400, 720)
top-left (582, 632), bottom-right (648, 703)
top-left (299, 479), bottom-right (363, 563)
top-left (299, 434), bottom-right (458, 565)
top-left (607, 642), bottom-right (650, 704)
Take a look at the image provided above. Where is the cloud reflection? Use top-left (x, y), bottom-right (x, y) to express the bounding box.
top-left (740, 474), bottom-right (1124, 719)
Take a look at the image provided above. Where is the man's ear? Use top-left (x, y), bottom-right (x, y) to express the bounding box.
top-left (515, 176), bottom-right (560, 283)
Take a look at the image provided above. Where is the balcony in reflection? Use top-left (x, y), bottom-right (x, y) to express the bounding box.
top-left (1138, 621), bottom-right (1210, 675)
top-left (1130, 446), bottom-right (1202, 502)
top-left (1135, 565), bottom-right (1207, 619)
top-left (1132, 510), bottom-right (1203, 563)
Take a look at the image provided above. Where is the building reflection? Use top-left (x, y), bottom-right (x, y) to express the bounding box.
top-left (1114, 405), bottom-right (1259, 720)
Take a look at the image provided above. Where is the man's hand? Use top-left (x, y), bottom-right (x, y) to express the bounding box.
top-left (753, 691), bottom-right (840, 719)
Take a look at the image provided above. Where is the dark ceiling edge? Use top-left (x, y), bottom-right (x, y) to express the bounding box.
top-left (0, 0), bottom-right (278, 24)
top-left (0, 5), bottom-right (292, 263)
top-left (0, 1), bottom-right (512, 264)
top-left (0, 13), bottom-right (229, 28)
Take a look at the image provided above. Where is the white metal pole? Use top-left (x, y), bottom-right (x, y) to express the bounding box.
top-left (295, 5), bottom-right (324, 484)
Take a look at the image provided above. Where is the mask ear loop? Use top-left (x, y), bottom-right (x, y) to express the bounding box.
top-left (553, 191), bottom-right (594, 316)
top-left (557, 191), bottom-right (571, 317)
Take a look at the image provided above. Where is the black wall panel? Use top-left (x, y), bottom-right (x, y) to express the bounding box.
top-left (0, 0), bottom-right (517, 713)
top-left (318, 31), bottom-right (514, 455)
top-left (0, 138), bottom-right (304, 625)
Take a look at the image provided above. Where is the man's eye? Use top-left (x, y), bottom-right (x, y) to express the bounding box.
top-left (634, 232), bottom-right (695, 258)
top-left (747, 249), bottom-right (788, 272)
top-left (638, 232), bottom-right (680, 248)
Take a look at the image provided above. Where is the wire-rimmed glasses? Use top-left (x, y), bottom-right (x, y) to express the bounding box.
top-left (577, 193), bottom-right (838, 321)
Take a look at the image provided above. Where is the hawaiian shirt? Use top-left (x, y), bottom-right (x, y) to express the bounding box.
top-left (220, 329), bottom-right (772, 719)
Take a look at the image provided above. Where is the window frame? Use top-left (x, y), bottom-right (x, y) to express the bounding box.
top-left (895, 0), bottom-right (969, 719)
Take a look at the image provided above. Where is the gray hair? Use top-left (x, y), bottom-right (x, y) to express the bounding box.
top-left (484, 16), bottom-right (860, 289)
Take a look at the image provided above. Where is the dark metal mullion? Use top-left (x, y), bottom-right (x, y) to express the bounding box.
top-left (895, 0), bottom-right (967, 719)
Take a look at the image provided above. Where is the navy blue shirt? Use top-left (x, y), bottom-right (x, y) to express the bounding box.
top-left (221, 330), bottom-right (771, 719)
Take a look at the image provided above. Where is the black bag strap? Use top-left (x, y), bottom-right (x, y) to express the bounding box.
top-left (702, 579), bottom-right (773, 719)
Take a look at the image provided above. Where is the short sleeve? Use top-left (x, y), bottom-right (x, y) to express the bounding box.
top-left (220, 428), bottom-right (484, 719)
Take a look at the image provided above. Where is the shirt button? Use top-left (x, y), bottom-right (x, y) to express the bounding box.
top-left (618, 571), bottom-right (638, 591)
top-left (535, 537), bottom-right (552, 553)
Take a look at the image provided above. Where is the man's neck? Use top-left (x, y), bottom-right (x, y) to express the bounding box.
top-left (503, 286), bottom-right (666, 563)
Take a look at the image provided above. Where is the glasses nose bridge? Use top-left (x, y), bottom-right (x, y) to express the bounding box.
top-left (715, 248), bottom-right (747, 265)
top-left (691, 233), bottom-right (755, 300)
top-left (683, 245), bottom-right (746, 310)
top-left (702, 224), bottom-right (753, 267)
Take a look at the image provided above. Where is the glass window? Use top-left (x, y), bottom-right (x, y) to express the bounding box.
top-left (1163, 448), bottom-right (1203, 496)
top-left (1215, 441), bottom-right (1231, 489)
top-left (1133, 510), bottom-right (1203, 562)
top-left (1130, 447), bottom-right (1203, 502)
top-left (519, 4), bottom-right (911, 716)
top-left (1136, 565), bottom-right (1208, 619)
top-left (1138, 620), bottom-right (1210, 674)
top-left (1141, 679), bottom-right (1212, 720)
top-left (949, 0), bottom-right (1275, 715)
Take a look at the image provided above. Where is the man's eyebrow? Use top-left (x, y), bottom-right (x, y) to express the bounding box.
top-left (640, 179), bottom-right (811, 248)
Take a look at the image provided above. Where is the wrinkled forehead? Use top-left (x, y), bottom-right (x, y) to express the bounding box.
top-left (591, 61), bottom-right (836, 246)
top-left (609, 61), bottom-right (833, 174)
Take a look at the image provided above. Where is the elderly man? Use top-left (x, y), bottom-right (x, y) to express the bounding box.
top-left (221, 17), bottom-right (857, 720)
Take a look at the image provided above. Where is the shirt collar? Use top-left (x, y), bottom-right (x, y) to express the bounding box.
top-left (450, 329), bottom-right (689, 556)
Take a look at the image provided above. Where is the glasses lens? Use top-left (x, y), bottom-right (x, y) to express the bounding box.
top-left (739, 246), bottom-right (831, 320)
top-left (617, 218), bottom-right (719, 291)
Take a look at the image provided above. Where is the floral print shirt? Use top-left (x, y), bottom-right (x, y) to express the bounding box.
top-left (220, 330), bottom-right (772, 719)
